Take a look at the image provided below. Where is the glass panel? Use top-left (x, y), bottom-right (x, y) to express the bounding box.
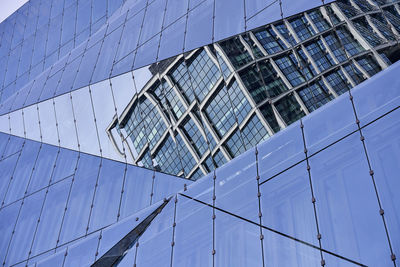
top-left (164, 0), bottom-right (188, 27)
top-left (90, 80), bottom-right (124, 161)
top-left (262, 228), bottom-right (322, 267)
top-left (309, 133), bottom-right (392, 266)
top-left (71, 87), bottom-right (101, 156)
top-left (362, 110), bottom-right (400, 260)
top-left (38, 99), bottom-right (59, 146)
top-left (214, 0), bottom-right (244, 42)
top-left (302, 91), bottom-right (356, 155)
top-left (0, 200), bottom-right (20, 265)
top-left (184, 0), bottom-right (213, 52)
top-left (115, 10), bottom-right (144, 63)
top-left (88, 158), bottom-right (125, 232)
top-left (9, 110), bottom-right (24, 138)
top-left (215, 148), bottom-right (259, 222)
top-left (119, 165), bottom-right (154, 219)
top-left (54, 93), bottom-right (78, 151)
top-left (215, 210), bottom-right (263, 266)
top-left (133, 33), bottom-right (160, 69)
top-left (22, 104), bottom-right (41, 143)
top-left (91, 26), bottom-right (123, 83)
top-left (246, 1), bottom-right (281, 31)
top-left (58, 153), bottom-right (100, 244)
top-left (73, 41), bottom-right (102, 90)
top-left (158, 16), bottom-right (185, 62)
top-left (63, 232), bottom-right (100, 267)
top-left (35, 248), bottom-right (66, 267)
top-left (152, 172), bottom-right (188, 204)
top-left (6, 190), bottom-right (46, 266)
top-left (172, 195), bottom-right (213, 266)
top-left (260, 161), bottom-right (318, 246)
top-left (135, 200), bottom-right (174, 266)
top-left (52, 148), bottom-right (79, 183)
top-left (55, 56), bottom-right (80, 96)
top-left (110, 72), bottom-right (135, 118)
top-left (352, 63), bottom-right (400, 126)
top-left (27, 143), bottom-right (58, 194)
top-left (31, 177), bottom-right (72, 256)
top-left (258, 121), bottom-right (304, 182)
top-left (0, 153), bottom-right (18, 202)
top-left (97, 204), bottom-right (155, 257)
top-left (4, 140), bottom-right (41, 205)
top-left (139, 0), bottom-right (166, 45)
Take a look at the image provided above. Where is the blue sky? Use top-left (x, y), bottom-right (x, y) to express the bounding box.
top-left (0, 0), bottom-right (28, 23)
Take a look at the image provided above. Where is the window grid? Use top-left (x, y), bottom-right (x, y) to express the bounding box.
top-left (307, 10), bottom-right (330, 32)
top-left (187, 49), bottom-right (220, 103)
top-left (305, 39), bottom-right (334, 72)
top-left (254, 27), bottom-right (286, 55)
top-left (298, 80), bottom-right (334, 112)
top-left (241, 115), bottom-right (269, 149)
top-left (274, 54), bottom-right (305, 86)
top-left (181, 117), bottom-right (208, 158)
top-left (205, 85), bottom-right (236, 138)
top-left (274, 22), bottom-right (297, 45)
top-left (260, 103), bottom-right (281, 133)
top-left (219, 37), bottom-right (253, 69)
top-left (290, 16), bottom-right (316, 41)
top-left (224, 129), bottom-right (245, 157)
top-left (228, 80), bottom-right (252, 125)
top-left (154, 135), bottom-right (182, 176)
top-left (357, 56), bottom-right (382, 76)
top-left (325, 69), bottom-right (351, 95)
top-left (275, 93), bottom-right (306, 125)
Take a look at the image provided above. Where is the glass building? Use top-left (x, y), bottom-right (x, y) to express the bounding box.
top-left (0, 0), bottom-right (399, 266)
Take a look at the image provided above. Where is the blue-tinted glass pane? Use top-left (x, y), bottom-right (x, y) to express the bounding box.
top-left (139, 0), bottom-right (166, 45)
top-left (31, 177), bottom-right (72, 256)
top-left (362, 110), bottom-right (400, 260)
top-left (0, 200), bottom-right (20, 265)
top-left (73, 42), bottom-right (102, 89)
top-left (97, 204), bottom-right (155, 257)
top-left (6, 190), bottom-right (45, 266)
top-left (152, 172), bottom-right (187, 204)
top-left (134, 200), bottom-right (174, 266)
top-left (164, 0), bottom-right (188, 27)
top-left (352, 63), bottom-right (400, 126)
top-left (4, 140), bottom-right (41, 205)
top-left (88, 159), bottom-right (124, 232)
top-left (27, 144), bottom-right (58, 194)
top-left (115, 10), bottom-right (144, 62)
top-left (91, 26), bottom-right (123, 83)
top-left (58, 154), bottom-right (101, 244)
top-left (216, 148), bottom-right (258, 222)
top-left (261, 161), bottom-right (318, 246)
top-left (309, 133), bottom-right (392, 266)
top-left (63, 232), bottom-right (100, 267)
top-left (0, 153), bottom-right (19, 202)
top-left (185, 0), bottom-right (213, 52)
top-left (52, 148), bottom-right (79, 182)
top-left (258, 121), bottom-right (304, 182)
top-left (303, 91), bottom-right (356, 155)
top-left (119, 165), bottom-right (153, 219)
top-left (172, 196), bottom-right (213, 266)
top-left (215, 210), bottom-right (263, 266)
top-left (214, 0), bottom-right (244, 41)
top-left (158, 16), bottom-right (185, 62)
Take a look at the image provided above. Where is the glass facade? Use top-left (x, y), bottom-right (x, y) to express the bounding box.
top-left (0, 0), bottom-right (400, 266)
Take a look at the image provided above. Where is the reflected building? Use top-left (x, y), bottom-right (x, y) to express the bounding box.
top-left (110, 0), bottom-right (400, 179)
top-left (0, 0), bottom-right (400, 266)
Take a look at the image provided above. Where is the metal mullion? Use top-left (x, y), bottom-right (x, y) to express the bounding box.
top-left (348, 91), bottom-right (397, 265)
top-left (255, 146), bottom-right (265, 267)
